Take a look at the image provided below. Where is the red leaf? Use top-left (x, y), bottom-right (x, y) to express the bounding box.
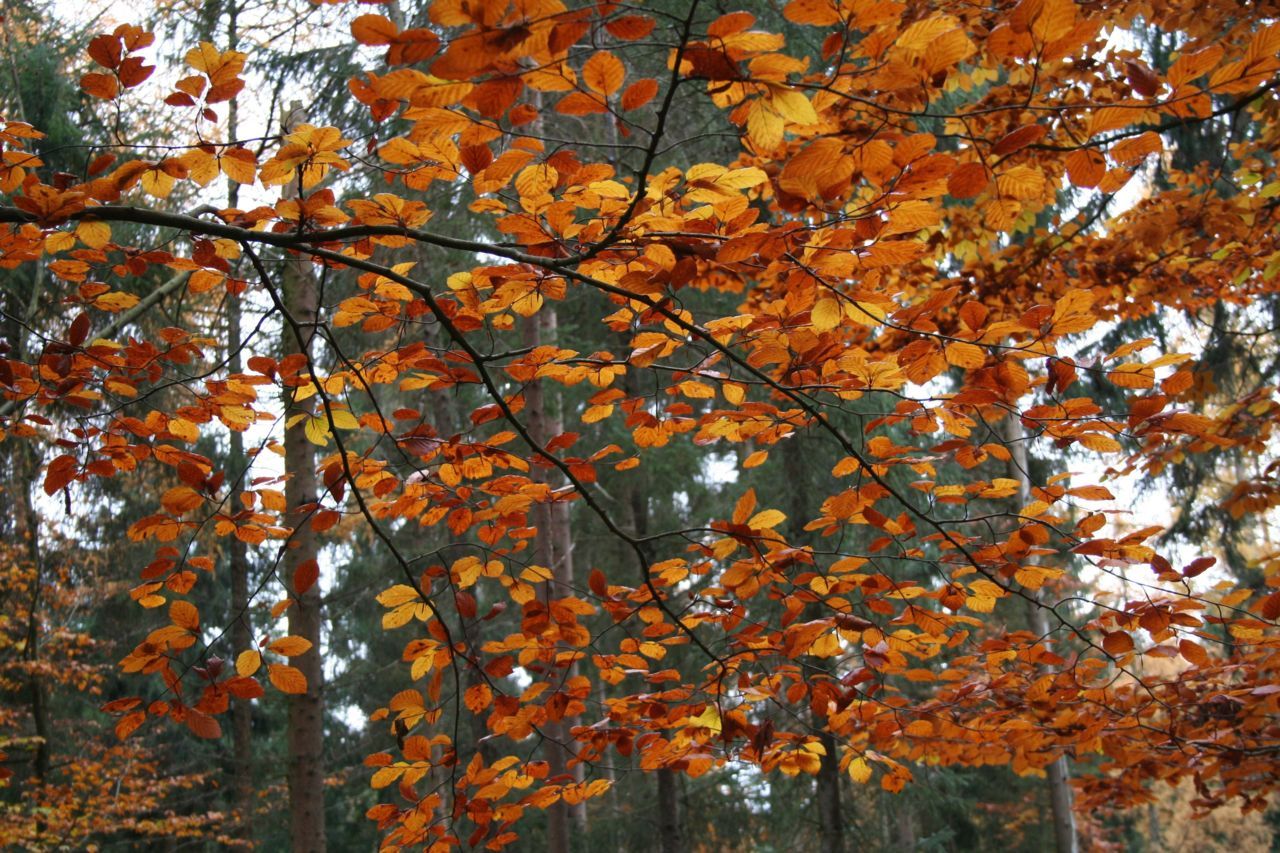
top-left (68, 312), bottom-right (90, 347)
top-left (185, 708), bottom-right (222, 739)
top-left (43, 454), bottom-right (78, 496)
top-left (294, 559), bottom-right (320, 595)
top-left (1261, 589), bottom-right (1280, 621)
top-left (991, 124), bottom-right (1047, 156)
top-left (1182, 556), bottom-right (1216, 578)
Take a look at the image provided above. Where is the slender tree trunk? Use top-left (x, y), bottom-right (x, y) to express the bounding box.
top-left (543, 310), bottom-right (588, 837)
top-left (14, 449), bottom-right (50, 781)
top-left (222, 6), bottom-right (255, 837)
top-left (1003, 415), bottom-right (1077, 853)
top-left (894, 808), bottom-right (917, 849)
top-left (782, 434), bottom-right (845, 853)
top-left (621, 362), bottom-right (685, 853)
top-left (227, 252), bottom-right (255, 837)
top-left (524, 311), bottom-right (572, 853)
top-left (281, 105), bottom-right (326, 853)
top-left (6, 252), bottom-right (50, 792)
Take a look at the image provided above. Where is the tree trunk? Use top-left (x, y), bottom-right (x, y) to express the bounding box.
top-left (6, 261), bottom-right (51, 789)
top-left (894, 807), bottom-right (916, 849)
top-left (228, 265), bottom-right (255, 837)
top-left (14, 448), bottom-right (50, 782)
top-left (782, 434), bottom-right (845, 853)
top-left (621, 364), bottom-right (685, 853)
top-left (281, 104), bottom-right (326, 853)
top-left (656, 768), bottom-right (684, 853)
top-left (224, 7), bottom-right (254, 836)
top-left (1003, 414), bottom-right (1077, 853)
top-left (524, 310), bottom-right (572, 853)
top-left (815, 730), bottom-right (844, 853)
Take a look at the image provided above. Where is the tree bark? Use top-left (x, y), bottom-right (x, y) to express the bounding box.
top-left (6, 259), bottom-right (50, 789)
top-left (281, 104), bottom-right (326, 853)
top-left (1003, 414), bottom-right (1078, 853)
top-left (228, 264), bottom-right (255, 838)
top-left (13, 448), bottom-right (50, 782)
top-left (223, 6), bottom-right (255, 837)
top-left (524, 310), bottom-right (573, 853)
top-left (619, 362), bottom-right (686, 853)
top-left (656, 767), bottom-right (684, 853)
top-left (782, 434), bottom-right (845, 853)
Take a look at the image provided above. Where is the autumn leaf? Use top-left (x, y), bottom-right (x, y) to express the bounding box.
top-left (268, 664), bottom-right (308, 694)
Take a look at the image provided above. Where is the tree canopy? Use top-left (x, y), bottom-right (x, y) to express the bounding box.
top-left (2, 0), bottom-right (1280, 850)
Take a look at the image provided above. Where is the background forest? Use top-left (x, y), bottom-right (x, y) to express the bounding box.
top-left (1, 0), bottom-right (1280, 850)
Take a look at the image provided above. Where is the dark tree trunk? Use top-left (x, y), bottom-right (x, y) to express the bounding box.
top-left (783, 434), bottom-right (845, 853)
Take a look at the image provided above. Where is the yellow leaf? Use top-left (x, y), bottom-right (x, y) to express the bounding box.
top-left (748, 508), bottom-right (786, 529)
top-left (996, 165), bottom-right (1045, 199)
top-left (688, 705), bottom-right (721, 733)
top-left (746, 100), bottom-right (785, 150)
top-left (76, 220), bottom-right (111, 249)
top-left (377, 584), bottom-right (420, 607)
top-left (769, 87), bottom-right (817, 125)
top-left (944, 342), bottom-right (985, 369)
top-left (94, 291), bottom-right (141, 312)
top-left (327, 409), bottom-right (359, 430)
top-left (897, 15), bottom-right (959, 53)
top-left (452, 556), bottom-right (482, 588)
top-left (1078, 433), bottom-right (1122, 452)
top-left (220, 147), bottom-right (257, 184)
top-left (371, 766), bottom-right (404, 789)
top-left (304, 416), bottom-right (330, 446)
top-left (236, 649), bottom-right (261, 677)
top-left (812, 297), bottom-right (842, 331)
top-left (141, 168), bottom-right (175, 198)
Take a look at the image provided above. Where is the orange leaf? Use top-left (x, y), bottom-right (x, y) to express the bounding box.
top-left (269, 663), bottom-right (308, 694)
top-left (82, 71), bottom-right (120, 100)
top-left (464, 683), bottom-right (493, 713)
top-left (351, 14), bottom-right (396, 45)
top-left (161, 485), bottom-right (203, 515)
top-left (1178, 639), bottom-right (1209, 666)
top-left (605, 15), bottom-right (655, 41)
top-left (621, 78), bottom-right (658, 111)
top-left (947, 162), bottom-right (990, 198)
top-left (268, 636), bottom-right (314, 657)
top-left (1065, 149), bottom-right (1106, 188)
top-left (115, 711), bottom-right (146, 740)
top-left (1103, 631), bottom-right (1134, 656)
top-left (583, 51), bottom-right (625, 96)
top-left (991, 124), bottom-right (1047, 156)
top-left (170, 600), bottom-right (199, 631)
